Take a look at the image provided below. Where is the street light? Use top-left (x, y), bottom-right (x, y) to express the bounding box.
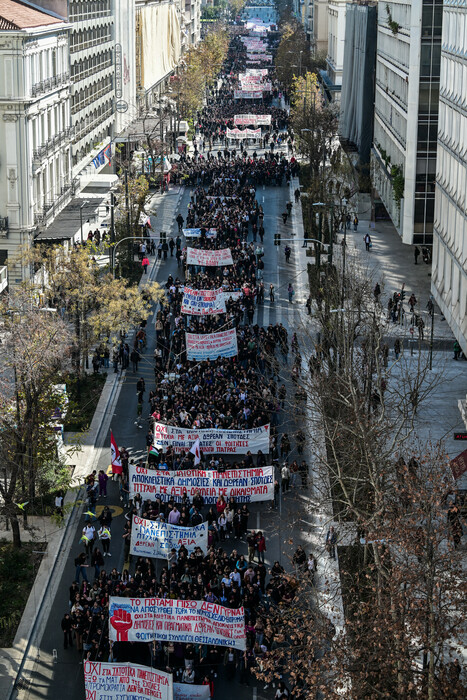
top-left (79, 201), bottom-right (89, 244)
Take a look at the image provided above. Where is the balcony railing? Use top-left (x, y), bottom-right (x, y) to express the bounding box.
top-left (73, 106), bottom-right (113, 143)
top-left (70, 35), bottom-right (112, 54)
top-left (33, 128), bottom-right (74, 163)
top-left (31, 72), bottom-right (70, 97)
top-left (72, 57), bottom-right (113, 84)
top-left (71, 84), bottom-right (113, 115)
top-left (36, 180), bottom-right (78, 223)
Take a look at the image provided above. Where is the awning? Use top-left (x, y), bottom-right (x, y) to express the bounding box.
top-left (35, 197), bottom-right (104, 241)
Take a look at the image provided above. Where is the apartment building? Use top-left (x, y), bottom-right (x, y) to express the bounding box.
top-left (0, 0), bottom-right (72, 285)
top-left (372, 0), bottom-right (442, 245)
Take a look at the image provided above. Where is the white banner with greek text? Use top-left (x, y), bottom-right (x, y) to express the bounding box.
top-left (130, 516), bottom-right (208, 558)
top-left (181, 287), bottom-right (226, 316)
top-left (83, 661), bottom-right (173, 700)
top-left (186, 247), bottom-right (233, 266)
top-left (109, 597), bottom-right (246, 650)
top-left (186, 328), bottom-right (238, 360)
top-left (129, 464), bottom-right (274, 504)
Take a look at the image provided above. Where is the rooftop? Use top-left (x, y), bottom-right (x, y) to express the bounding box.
top-left (0, 0), bottom-right (63, 30)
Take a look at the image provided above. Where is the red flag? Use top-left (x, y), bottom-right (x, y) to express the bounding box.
top-left (450, 448), bottom-right (467, 480)
top-left (110, 430), bottom-right (123, 474)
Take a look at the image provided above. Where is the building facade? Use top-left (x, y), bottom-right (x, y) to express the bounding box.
top-left (339, 2), bottom-right (377, 167)
top-left (0, 0), bottom-right (72, 285)
top-left (432, 0), bottom-right (467, 352)
top-left (371, 0), bottom-right (442, 245)
top-left (323, 0), bottom-right (346, 100)
top-left (312, 0), bottom-right (328, 55)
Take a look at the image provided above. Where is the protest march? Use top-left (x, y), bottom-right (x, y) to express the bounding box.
top-left (60, 14), bottom-right (311, 700)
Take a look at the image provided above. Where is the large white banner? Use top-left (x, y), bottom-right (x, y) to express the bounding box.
top-left (174, 684), bottom-right (210, 700)
top-left (240, 68), bottom-right (269, 77)
top-left (129, 465), bottom-right (274, 504)
top-left (234, 89), bottom-right (263, 99)
top-left (130, 516), bottom-right (208, 558)
top-left (186, 328), bottom-right (238, 360)
top-left (234, 114), bottom-right (271, 126)
top-left (186, 247), bottom-right (233, 266)
top-left (181, 287), bottom-right (226, 316)
top-left (109, 597), bottom-right (246, 650)
top-left (151, 423), bottom-right (270, 455)
top-left (227, 127), bottom-right (262, 139)
top-left (83, 661), bottom-right (173, 700)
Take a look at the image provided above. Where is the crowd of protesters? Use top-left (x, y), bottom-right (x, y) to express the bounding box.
top-left (61, 23), bottom-right (312, 700)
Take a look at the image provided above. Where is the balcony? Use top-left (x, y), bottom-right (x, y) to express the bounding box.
top-left (71, 84), bottom-right (113, 116)
top-left (31, 73), bottom-right (70, 98)
top-left (73, 106), bottom-right (114, 145)
top-left (72, 57), bottom-right (113, 84)
top-left (70, 35), bottom-right (112, 55)
top-left (36, 181), bottom-right (78, 223)
top-left (32, 128), bottom-right (74, 164)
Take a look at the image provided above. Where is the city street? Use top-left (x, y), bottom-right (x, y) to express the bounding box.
top-left (18, 176), bottom-right (320, 700)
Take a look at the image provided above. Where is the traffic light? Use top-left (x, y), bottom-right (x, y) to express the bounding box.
top-left (274, 233), bottom-right (281, 246)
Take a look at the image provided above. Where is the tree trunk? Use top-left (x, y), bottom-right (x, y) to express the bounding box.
top-left (10, 513), bottom-right (21, 548)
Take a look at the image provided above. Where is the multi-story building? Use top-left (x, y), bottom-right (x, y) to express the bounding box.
top-left (311, 0), bottom-right (328, 55)
top-left (432, 0), bottom-right (467, 353)
top-left (182, 0), bottom-right (201, 49)
top-left (0, 0), bottom-right (72, 286)
top-left (33, 1), bottom-right (115, 181)
top-left (372, 0), bottom-right (442, 245)
top-left (323, 0), bottom-right (346, 100)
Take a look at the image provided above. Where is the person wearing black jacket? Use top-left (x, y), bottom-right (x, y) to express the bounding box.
top-left (61, 613), bottom-right (73, 649)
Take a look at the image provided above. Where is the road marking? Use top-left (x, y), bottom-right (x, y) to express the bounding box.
top-left (94, 504), bottom-right (123, 518)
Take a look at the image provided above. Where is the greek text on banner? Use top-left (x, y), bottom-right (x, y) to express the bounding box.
top-left (130, 516), bottom-right (208, 559)
top-left (152, 422), bottom-right (270, 455)
top-left (186, 328), bottom-right (238, 360)
top-left (83, 661), bottom-right (173, 700)
top-left (109, 597), bottom-right (246, 650)
top-left (181, 287), bottom-right (226, 316)
top-left (129, 464), bottom-right (274, 505)
top-left (186, 247), bottom-right (233, 266)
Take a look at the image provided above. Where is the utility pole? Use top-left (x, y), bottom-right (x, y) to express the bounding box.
top-left (109, 191), bottom-right (115, 269)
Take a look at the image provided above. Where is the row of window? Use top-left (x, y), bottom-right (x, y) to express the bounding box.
top-left (73, 99), bottom-right (113, 145)
top-left (436, 141), bottom-right (467, 215)
top-left (71, 49), bottom-right (113, 82)
top-left (69, 0), bottom-right (111, 21)
top-left (440, 54), bottom-right (467, 108)
top-left (71, 76), bottom-right (113, 114)
top-left (438, 97), bottom-right (467, 156)
top-left (70, 25), bottom-right (113, 53)
top-left (375, 89), bottom-right (408, 148)
top-left (432, 221), bottom-right (467, 319)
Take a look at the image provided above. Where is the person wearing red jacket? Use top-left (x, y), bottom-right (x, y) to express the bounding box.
top-left (141, 256), bottom-right (149, 274)
top-left (256, 530), bottom-right (266, 563)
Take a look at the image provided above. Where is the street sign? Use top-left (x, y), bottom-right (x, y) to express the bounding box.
top-left (453, 432), bottom-right (467, 440)
top-left (116, 100), bottom-right (128, 113)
